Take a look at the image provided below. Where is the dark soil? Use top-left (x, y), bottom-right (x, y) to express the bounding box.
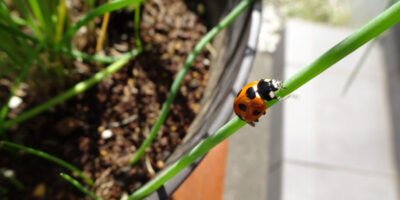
top-left (0, 0), bottom-right (210, 199)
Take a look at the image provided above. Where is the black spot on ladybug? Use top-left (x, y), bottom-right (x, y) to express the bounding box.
top-left (238, 104), bottom-right (247, 111)
top-left (253, 110), bottom-right (261, 116)
top-left (236, 89), bottom-right (242, 97)
top-left (246, 87), bottom-right (256, 99)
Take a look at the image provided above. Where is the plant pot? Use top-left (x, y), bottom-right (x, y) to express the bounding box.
top-left (143, 0), bottom-right (261, 199)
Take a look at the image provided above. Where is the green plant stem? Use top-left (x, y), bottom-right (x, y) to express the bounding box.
top-left (0, 169), bottom-right (24, 190)
top-left (266, 1), bottom-right (400, 108)
top-left (129, 117), bottom-right (246, 200)
top-left (55, 0), bottom-right (67, 42)
top-left (27, 0), bottom-right (46, 33)
top-left (129, 2), bottom-right (400, 199)
top-left (0, 68), bottom-right (28, 137)
top-left (129, 0), bottom-right (254, 166)
top-left (134, 2), bottom-right (142, 49)
top-left (56, 0), bottom-right (144, 50)
top-left (14, 0), bottom-right (43, 40)
top-left (60, 173), bottom-right (102, 200)
top-left (61, 48), bottom-right (139, 63)
top-left (0, 141), bottom-right (93, 186)
top-left (3, 49), bottom-right (141, 129)
top-left (0, 22), bottom-right (39, 43)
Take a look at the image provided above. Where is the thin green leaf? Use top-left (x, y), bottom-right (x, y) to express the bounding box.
top-left (55, 0), bottom-right (67, 42)
top-left (57, 0), bottom-right (145, 50)
top-left (0, 22), bottom-right (39, 43)
top-left (0, 169), bottom-right (24, 190)
top-left (37, 0), bottom-right (56, 39)
top-left (14, 0), bottom-right (43, 40)
top-left (27, 0), bottom-right (47, 32)
top-left (3, 49), bottom-right (141, 129)
top-left (267, 1), bottom-right (400, 107)
top-left (0, 141), bottom-right (94, 185)
top-left (60, 173), bottom-right (102, 200)
top-left (134, 2), bottom-right (142, 49)
top-left (129, 0), bottom-right (254, 166)
top-left (61, 48), bottom-right (140, 63)
top-left (129, 1), bottom-right (400, 199)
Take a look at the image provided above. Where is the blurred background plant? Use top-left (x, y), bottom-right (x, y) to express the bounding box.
top-left (0, 0), bottom-right (92, 96)
top-left (271, 0), bottom-right (350, 25)
top-left (0, 0), bottom-right (144, 133)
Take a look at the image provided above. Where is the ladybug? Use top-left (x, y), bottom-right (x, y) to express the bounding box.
top-left (233, 79), bottom-right (283, 126)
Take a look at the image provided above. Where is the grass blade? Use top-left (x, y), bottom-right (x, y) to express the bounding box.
top-left (55, 0), bottom-right (67, 42)
top-left (14, 0), bottom-right (43, 40)
top-left (0, 141), bottom-right (94, 186)
top-left (129, 1), bottom-right (400, 199)
top-left (61, 48), bottom-right (139, 63)
top-left (0, 22), bottom-right (39, 43)
top-left (27, 0), bottom-right (47, 33)
top-left (3, 49), bottom-right (141, 129)
top-left (57, 0), bottom-right (145, 50)
top-left (267, 1), bottom-right (400, 107)
top-left (134, 2), bottom-right (142, 49)
top-left (60, 173), bottom-right (102, 200)
top-left (129, 0), bottom-right (254, 166)
top-left (0, 169), bottom-right (24, 191)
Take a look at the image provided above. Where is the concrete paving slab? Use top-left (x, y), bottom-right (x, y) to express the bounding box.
top-left (223, 51), bottom-right (276, 200)
top-left (282, 162), bottom-right (398, 200)
top-left (224, 3), bottom-right (285, 200)
top-left (277, 18), bottom-right (399, 200)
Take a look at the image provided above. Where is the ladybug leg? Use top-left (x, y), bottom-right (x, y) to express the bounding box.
top-left (248, 122), bottom-right (255, 127)
top-left (254, 119), bottom-right (259, 122)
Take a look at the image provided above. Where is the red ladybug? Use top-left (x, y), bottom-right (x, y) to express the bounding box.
top-left (233, 79), bottom-right (282, 126)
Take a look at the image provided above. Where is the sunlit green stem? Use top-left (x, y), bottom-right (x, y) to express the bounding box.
top-left (62, 48), bottom-right (139, 63)
top-left (130, 2), bottom-right (400, 199)
top-left (129, 118), bottom-right (245, 200)
top-left (60, 173), bottom-right (102, 200)
top-left (129, 0), bottom-right (254, 166)
top-left (266, 1), bottom-right (400, 107)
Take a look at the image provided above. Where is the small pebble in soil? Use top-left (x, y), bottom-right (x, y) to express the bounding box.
top-left (8, 96), bottom-right (23, 109)
top-left (101, 129), bottom-right (113, 139)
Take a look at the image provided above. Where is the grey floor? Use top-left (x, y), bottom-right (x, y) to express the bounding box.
top-left (223, 1), bottom-right (400, 199)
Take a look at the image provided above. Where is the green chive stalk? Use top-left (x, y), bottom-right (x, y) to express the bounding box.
top-left (3, 49), bottom-right (140, 129)
top-left (129, 0), bottom-right (254, 166)
top-left (129, 2), bottom-right (400, 199)
top-left (60, 173), bottom-right (102, 200)
top-left (0, 141), bottom-right (94, 186)
top-left (56, 0), bottom-right (145, 50)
